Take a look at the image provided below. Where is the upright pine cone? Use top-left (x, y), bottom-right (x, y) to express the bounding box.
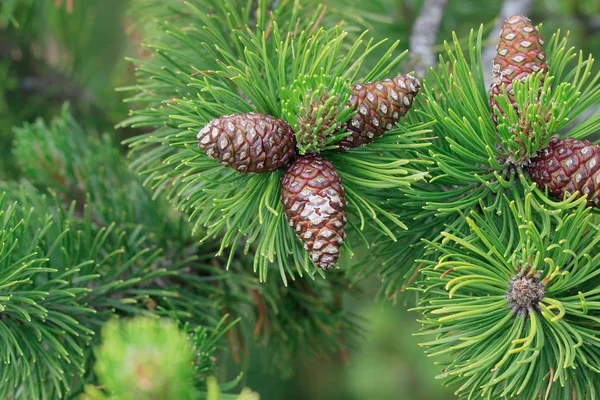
top-left (281, 155), bottom-right (347, 269)
top-left (490, 15), bottom-right (547, 125)
top-left (336, 75), bottom-right (420, 151)
top-left (197, 112), bottom-right (296, 173)
top-left (528, 137), bottom-right (600, 206)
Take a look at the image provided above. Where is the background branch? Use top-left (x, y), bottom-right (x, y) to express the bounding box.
top-left (409, 0), bottom-right (448, 77)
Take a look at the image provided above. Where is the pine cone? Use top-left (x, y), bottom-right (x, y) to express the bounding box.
top-left (336, 75), bottom-right (420, 151)
top-left (197, 112), bottom-right (297, 173)
top-left (490, 15), bottom-right (547, 125)
top-left (528, 137), bottom-right (600, 206)
top-left (281, 155), bottom-right (347, 269)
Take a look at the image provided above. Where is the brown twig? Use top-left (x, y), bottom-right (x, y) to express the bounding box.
top-left (440, 267), bottom-right (455, 279)
top-left (332, 291), bottom-right (348, 364)
top-left (225, 320), bottom-right (241, 364)
top-left (55, 0), bottom-right (74, 14)
top-left (222, 307), bottom-right (248, 364)
top-left (308, 7), bottom-right (327, 37)
top-left (544, 368), bottom-right (554, 400)
top-left (388, 264), bottom-right (423, 301)
top-left (249, 288), bottom-right (269, 340)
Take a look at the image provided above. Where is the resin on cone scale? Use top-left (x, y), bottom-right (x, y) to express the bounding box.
top-left (528, 137), bottom-right (600, 206)
top-left (281, 155), bottom-right (347, 269)
top-left (490, 15), bottom-right (547, 125)
top-left (197, 112), bottom-right (296, 173)
top-left (336, 75), bottom-right (420, 151)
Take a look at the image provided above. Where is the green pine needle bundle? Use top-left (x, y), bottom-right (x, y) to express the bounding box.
top-left (0, 187), bottom-right (172, 399)
top-left (413, 186), bottom-right (600, 399)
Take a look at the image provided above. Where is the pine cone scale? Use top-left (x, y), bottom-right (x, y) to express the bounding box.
top-left (490, 15), bottom-right (547, 125)
top-left (337, 75), bottom-right (420, 150)
top-left (281, 155), bottom-right (347, 269)
top-left (529, 137), bottom-right (600, 206)
top-left (197, 112), bottom-right (296, 173)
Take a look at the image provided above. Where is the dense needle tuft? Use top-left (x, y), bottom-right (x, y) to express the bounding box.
top-left (282, 74), bottom-right (355, 154)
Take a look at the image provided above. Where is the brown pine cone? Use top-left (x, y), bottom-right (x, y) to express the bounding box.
top-left (528, 137), bottom-right (600, 206)
top-left (197, 112), bottom-right (296, 173)
top-left (490, 15), bottom-right (547, 125)
top-left (280, 155), bottom-right (347, 269)
top-left (336, 75), bottom-right (420, 151)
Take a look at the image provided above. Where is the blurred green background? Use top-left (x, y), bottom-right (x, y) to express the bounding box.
top-left (2, 0), bottom-right (600, 398)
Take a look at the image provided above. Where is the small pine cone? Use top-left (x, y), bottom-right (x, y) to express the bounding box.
top-left (336, 75), bottom-right (420, 151)
top-left (528, 137), bottom-right (600, 206)
top-left (281, 155), bottom-right (347, 269)
top-left (490, 15), bottom-right (547, 125)
top-left (197, 112), bottom-right (296, 173)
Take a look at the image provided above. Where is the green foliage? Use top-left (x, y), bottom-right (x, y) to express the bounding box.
top-left (0, 186), bottom-right (173, 399)
top-left (2, 109), bottom-right (256, 398)
top-left (13, 106), bottom-right (168, 231)
top-left (82, 316), bottom-right (247, 400)
top-left (121, 0), bottom-right (429, 282)
top-left (410, 26), bottom-right (600, 223)
top-left (91, 317), bottom-right (198, 400)
top-left (413, 184), bottom-right (600, 399)
top-left (353, 24), bottom-right (600, 301)
top-left (0, 0), bottom-right (133, 181)
top-left (387, 21), bottom-right (600, 399)
top-left (13, 1), bottom-right (600, 398)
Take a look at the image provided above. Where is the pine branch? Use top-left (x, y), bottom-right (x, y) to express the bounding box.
top-left (361, 20), bottom-right (600, 300)
top-left (407, 26), bottom-right (600, 225)
top-left (0, 186), bottom-right (178, 399)
top-left (412, 184), bottom-right (600, 399)
top-left (121, 0), bottom-right (429, 281)
top-left (11, 107), bottom-right (361, 390)
top-left (4, 110), bottom-right (262, 397)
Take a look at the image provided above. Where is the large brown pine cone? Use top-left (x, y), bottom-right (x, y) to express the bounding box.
top-left (528, 137), bottom-right (600, 206)
top-left (280, 155), bottom-right (347, 269)
top-left (197, 112), bottom-right (296, 173)
top-left (336, 75), bottom-right (420, 151)
top-left (490, 15), bottom-right (547, 125)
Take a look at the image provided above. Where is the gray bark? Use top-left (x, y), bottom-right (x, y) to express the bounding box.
top-left (409, 0), bottom-right (449, 77)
